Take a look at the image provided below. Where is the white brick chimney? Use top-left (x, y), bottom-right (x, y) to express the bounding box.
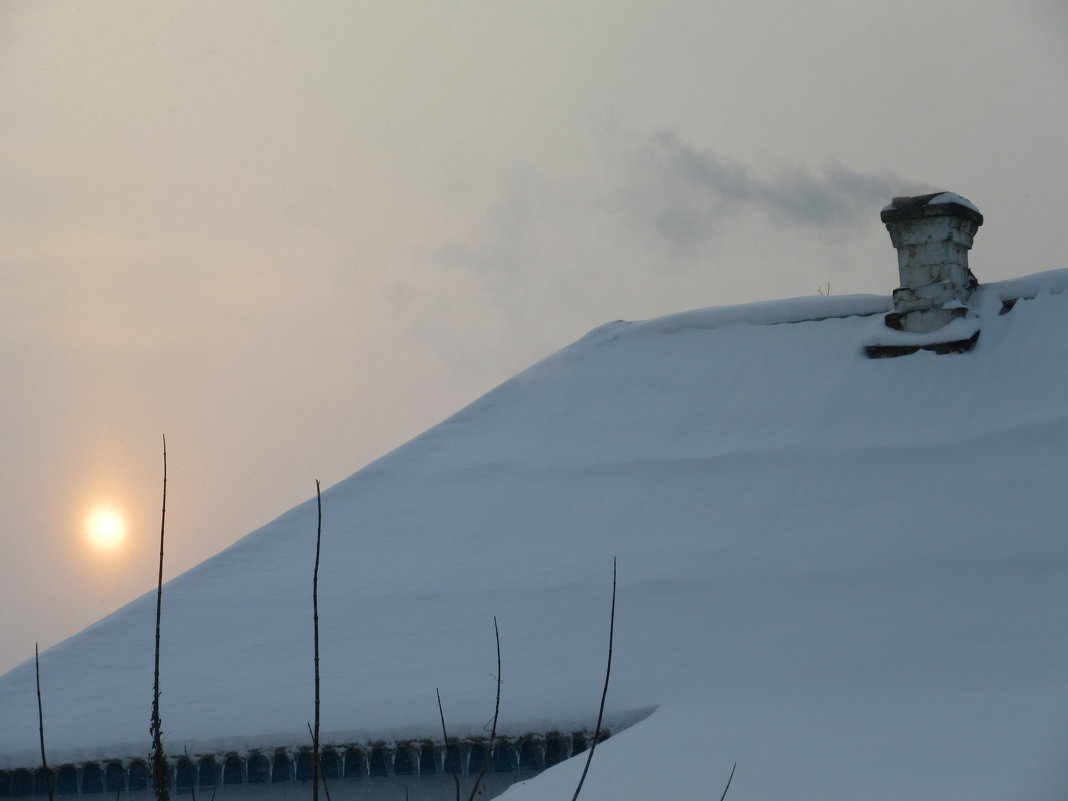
top-left (880, 192), bottom-right (983, 333)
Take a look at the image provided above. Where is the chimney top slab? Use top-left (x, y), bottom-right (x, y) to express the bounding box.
top-left (881, 192), bottom-right (983, 227)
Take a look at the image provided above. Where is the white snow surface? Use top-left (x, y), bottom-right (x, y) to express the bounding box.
top-left (860, 313), bottom-right (981, 348)
top-left (4, 273), bottom-right (1068, 800)
top-left (926, 191), bottom-right (982, 214)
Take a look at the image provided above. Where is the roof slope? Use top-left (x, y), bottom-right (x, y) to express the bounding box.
top-left (3, 273), bottom-right (1068, 800)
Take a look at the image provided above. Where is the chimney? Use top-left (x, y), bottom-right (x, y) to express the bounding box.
top-left (880, 192), bottom-right (983, 334)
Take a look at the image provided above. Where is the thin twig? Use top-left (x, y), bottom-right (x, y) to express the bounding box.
top-left (718, 762), bottom-right (737, 801)
top-left (570, 558), bottom-right (616, 801)
top-left (312, 480), bottom-right (322, 801)
top-left (436, 689), bottom-right (460, 801)
top-left (150, 435), bottom-right (170, 801)
top-left (467, 617), bottom-right (500, 801)
top-left (321, 760), bottom-right (332, 801)
top-left (35, 643), bottom-right (55, 801)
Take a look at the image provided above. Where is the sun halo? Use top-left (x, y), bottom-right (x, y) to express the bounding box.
top-left (85, 506), bottom-right (126, 551)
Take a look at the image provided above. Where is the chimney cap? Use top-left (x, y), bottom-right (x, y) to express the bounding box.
top-left (881, 192), bottom-right (983, 226)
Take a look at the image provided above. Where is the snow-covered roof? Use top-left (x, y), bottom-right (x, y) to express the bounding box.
top-left (4, 270), bottom-right (1068, 800)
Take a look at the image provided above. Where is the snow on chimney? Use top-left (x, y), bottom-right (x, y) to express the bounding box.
top-left (881, 192), bottom-right (983, 334)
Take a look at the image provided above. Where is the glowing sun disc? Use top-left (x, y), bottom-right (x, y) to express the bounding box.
top-left (85, 507), bottom-right (126, 550)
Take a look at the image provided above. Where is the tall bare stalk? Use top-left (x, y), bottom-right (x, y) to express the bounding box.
top-left (571, 558), bottom-right (616, 801)
top-left (35, 643), bottom-right (54, 801)
top-left (312, 480), bottom-right (322, 801)
top-left (467, 617), bottom-right (501, 801)
top-left (436, 689), bottom-right (461, 801)
top-left (150, 435), bottom-right (169, 801)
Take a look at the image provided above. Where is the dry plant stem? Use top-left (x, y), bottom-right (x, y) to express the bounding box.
top-left (570, 557), bottom-right (616, 801)
top-left (718, 762), bottom-right (737, 801)
top-left (35, 643), bottom-right (55, 801)
top-left (466, 617), bottom-right (501, 801)
top-left (312, 480), bottom-right (323, 801)
top-left (151, 435), bottom-right (169, 801)
top-left (436, 688), bottom-right (461, 801)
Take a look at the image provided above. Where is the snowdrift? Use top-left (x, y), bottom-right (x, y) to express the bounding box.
top-left (3, 272), bottom-right (1068, 801)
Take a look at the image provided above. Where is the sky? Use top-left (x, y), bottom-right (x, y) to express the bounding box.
top-left (2, 0), bottom-right (1066, 676)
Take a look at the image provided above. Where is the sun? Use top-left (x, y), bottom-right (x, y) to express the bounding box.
top-left (85, 506), bottom-right (126, 551)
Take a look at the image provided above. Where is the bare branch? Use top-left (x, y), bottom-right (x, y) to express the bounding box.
top-left (718, 762), bottom-right (737, 801)
top-left (321, 760), bottom-right (332, 801)
top-left (35, 643), bottom-right (54, 801)
top-left (312, 480), bottom-right (322, 801)
top-left (571, 558), bottom-right (616, 801)
top-left (150, 435), bottom-right (169, 801)
top-left (436, 688), bottom-right (461, 801)
top-left (467, 617), bottom-right (501, 801)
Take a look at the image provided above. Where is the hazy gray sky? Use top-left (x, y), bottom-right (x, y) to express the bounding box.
top-left (2, 0), bottom-right (1066, 674)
